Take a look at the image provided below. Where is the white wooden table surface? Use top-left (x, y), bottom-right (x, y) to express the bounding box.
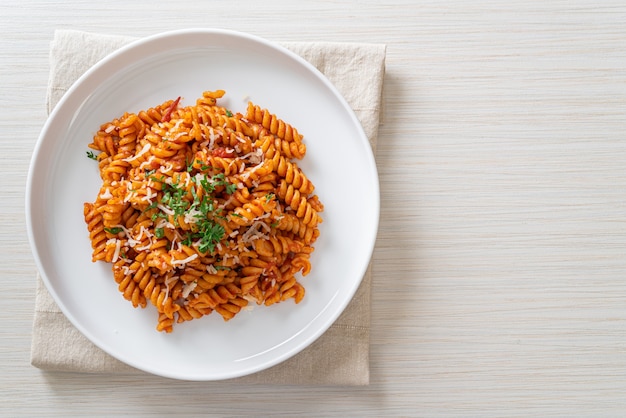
top-left (2, 1), bottom-right (625, 416)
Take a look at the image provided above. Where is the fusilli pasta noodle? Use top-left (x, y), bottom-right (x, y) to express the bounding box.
top-left (84, 90), bottom-right (323, 332)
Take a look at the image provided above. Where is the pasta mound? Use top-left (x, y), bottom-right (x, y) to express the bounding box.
top-left (83, 90), bottom-right (323, 332)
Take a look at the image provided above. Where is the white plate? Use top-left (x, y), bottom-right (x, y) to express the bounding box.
top-left (26, 29), bottom-right (379, 381)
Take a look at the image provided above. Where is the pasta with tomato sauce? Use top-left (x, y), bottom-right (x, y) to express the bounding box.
top-left (83, 90), bottom-right (323, 332)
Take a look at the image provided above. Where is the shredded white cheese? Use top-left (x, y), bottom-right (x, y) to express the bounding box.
top-left (157, 204), bottom-right (175, 216)
top-left (121, 266), bottom-right (136, 276)
top-left (139, 155), bottom-right (156, 171)
top-left (172, 131), bottom-right (188, 141)
top-left (141, 187), bottom-right (158, 204)
top-left (136, 225), bottom-right (152, 241)
top-left (208, 127), bottom-right (217, 149)
top-left (239, 159), bottom-right (265, 181)
top-left (183, 207), bottom-right (202, 226)
top-left (171, 236), bottom-right (182, 252)
top-left (159, 162), bottom-right (174, 174)
top-left (241, 221), bottom-right (270, 243)
top-left (182, 281), bottom-right (198, 298)
top-left (111, 239), bottom-right (122, 263)
top-left (252, 212), bottom-right (272, 222)
top-left (122, 143), bottom-right (151, 163)
top-left (171, 253), bottom-right (198, 267)
top-left (134, 243), bottom-right (152, 251)
top-left (165, 275), bottom-right (179, 285)
top-left (99, 188), bottom-right (113, 200)
top-left (110, 224), bottom-right (141, 248)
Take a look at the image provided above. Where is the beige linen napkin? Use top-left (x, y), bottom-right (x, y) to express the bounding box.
top-left (31, 29), bottom-right (385, 385)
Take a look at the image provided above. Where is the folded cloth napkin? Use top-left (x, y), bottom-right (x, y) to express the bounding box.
top-left (31, 29), bottom-right (385, 385)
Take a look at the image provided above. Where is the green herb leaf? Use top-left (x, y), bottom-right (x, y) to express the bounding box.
top-left (104, 227), bottom-right (123, 234)
top-left (196, 220), bottom-right (225, 253)
top-left (86, 151), bottom-right (98, 161)
top-left (186, 157), bottom-right (194, 172)
top-left (181, 235), bottom-right (193, 247)
top-left (226, 183), bottom-right (237, 194)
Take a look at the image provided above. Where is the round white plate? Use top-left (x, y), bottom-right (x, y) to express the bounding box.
top-left (26, 29), bottom-right (379, 380)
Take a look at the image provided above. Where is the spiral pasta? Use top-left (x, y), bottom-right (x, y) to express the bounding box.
top-left (84, 90), bottom-right (323, 332)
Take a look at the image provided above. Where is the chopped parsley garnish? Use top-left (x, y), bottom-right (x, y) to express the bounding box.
top-left (86, 151), bottom-right (98, 160)
top-left (185, 158), bottom-right (194, 173)
top-left (225, 183), bottom-right (237, 195)
top-left (148, 172), bottom-right (237, 254)
top-left (159, 181), bottom-right (189, 224)
top-left (225, 109), bottom-right (233, 117)
top-left (194, 220), bottom-right (225, 253)
top-left (104, 227), bottom-right (123, 234)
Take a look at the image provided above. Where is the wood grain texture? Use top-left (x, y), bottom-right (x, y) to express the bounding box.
top-left (1, 1), bottom-right (625, 416)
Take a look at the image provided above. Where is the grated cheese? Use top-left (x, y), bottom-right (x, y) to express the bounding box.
top-left (121, 266), bottom-right (136, 276)
top-left (239, 159), bottom-right (264, 181)
top-left (183, 207), bottom-right (202, 226)
top-left (141, 187), bottom-right (158, 204)
top-left (111, 239), bottom-right (122, 263)
top-left (171, 253), bottom-right (198, 267)
top-left (172, 131), bottom-right (188, 141)
top-left (155, 218), bottom-right (176, 230)
top-left (165, 275), bottom-right (179, 285)
top-left (134, 243), bottom-right (152, 251)
top-left (123, 143), bottom-right (151, 163)
top-left (181, 281), bottom-right (197, 298)
top-left (99, 188), bottom-right (113, 200)
top-left (139, 155), bottom-right (156, 171)
top-left (170, 235), bottom-right (178, 252)
top-left (157, 204), bottom-right (175, 216)
top-left (159, 162), bottom-right (174, 174)
top-left (208, 127), bottom-right (217, 149)
top-left (252, 212), bottom-right (272, 222)
top-left (241, 221), bottom-right (270, 243)
top-left (123, 181), bottom-right (135, 203)
top-left (239, 148), bottom-right (264, 165)
top-left (136, 225), bottom-right (153, 241)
